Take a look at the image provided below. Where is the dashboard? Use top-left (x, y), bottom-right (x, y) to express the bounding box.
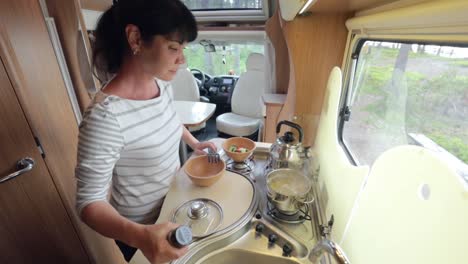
top-left (191, 71), bottom-right (239, 114)
top-left (206, 75), bottom-right (239, 94)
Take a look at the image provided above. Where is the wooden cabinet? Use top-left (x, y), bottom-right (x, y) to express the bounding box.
top-left (44, 0), bottom-right (97, 112)
top-left (0, 0), bottom-right (124, 263)
top-left (265, 2), bottom-right (349, 146)
top-left (281, 13), bottom-right (349, 146)
top-left (0, 56), bottom-right (89, 263)
top-left (262, 94), bottom-right (287, 143)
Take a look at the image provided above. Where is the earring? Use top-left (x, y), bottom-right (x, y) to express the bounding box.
top-left (132, 48), bottom-right (140, 55)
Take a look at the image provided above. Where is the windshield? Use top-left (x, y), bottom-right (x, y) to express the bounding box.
top-left (184, 42), bottom-right (264, 76)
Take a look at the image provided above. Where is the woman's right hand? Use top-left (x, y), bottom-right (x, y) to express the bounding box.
top-left (138, 222), bottom-right (188, 264)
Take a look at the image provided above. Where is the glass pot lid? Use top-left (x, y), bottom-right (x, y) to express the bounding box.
top-left (171, 198), bottom-right (223, 238)
top-left (266, 169), bottom-right (311, 197)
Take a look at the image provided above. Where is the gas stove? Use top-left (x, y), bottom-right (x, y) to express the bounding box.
top-left (266, 201), bottom-right (312, 224)
top-left (219, 147), bottom-right (323, 246)
top-left (225, 156), bottom-right (255, 181)
top-left (171, 145), bottom-right (332, 264)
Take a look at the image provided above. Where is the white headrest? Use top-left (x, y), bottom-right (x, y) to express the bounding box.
top-left (246, 53), bottom-right (264, 71)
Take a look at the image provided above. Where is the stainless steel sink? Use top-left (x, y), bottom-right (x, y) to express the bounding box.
top-left (174, 215), bottom-right (311, 264)
top-left (198, 249), bottom-right (301, 264)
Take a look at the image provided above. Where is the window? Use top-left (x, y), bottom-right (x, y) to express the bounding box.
top-left (180, 0), bottom-right (268, 22)
top-left (342, 40), bottom-right (468, 176)
top-left (181, 0), bottom-right (263, 10)
top-left (184, 42), bottom-right (264, 76)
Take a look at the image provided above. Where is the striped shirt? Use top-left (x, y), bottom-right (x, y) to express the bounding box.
top-left (75, 79), bottom-right (183, 224)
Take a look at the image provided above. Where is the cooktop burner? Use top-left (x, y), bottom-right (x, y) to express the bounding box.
top-left (232, 162), bottom-right (249, 170)
top-left (226, 156), bottom-right (255, 181)
top-left (266, 201), bottom-right (311, 224)
top-left (218, 148), bottom-right (319, 246)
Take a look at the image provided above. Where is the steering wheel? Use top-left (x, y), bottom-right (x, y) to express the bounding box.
top-left (190, 68), bottom-right (206, 91)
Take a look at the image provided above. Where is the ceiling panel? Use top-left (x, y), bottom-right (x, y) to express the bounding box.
top-left (80, 0), bottom-right (401, 16)
top-left (80, 0), bottom-right (111, 11)
top-left (308, 0), bottom-right (400, 13)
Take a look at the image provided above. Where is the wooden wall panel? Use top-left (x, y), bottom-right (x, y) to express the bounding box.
top-left (45, 0), bottom-right (95, 112)
top-left (0, 0), bottom-right (124, 263)
top-left (280, 13), bottom-right (350, 146)
top-left (264, 4), bottom-right (296, 141)
top-left (81, 0), bottom-right (111, 11)
top-left (41, 1), bottom-right (122, 261)
top-left (265, 8), bottom-right (289, 94)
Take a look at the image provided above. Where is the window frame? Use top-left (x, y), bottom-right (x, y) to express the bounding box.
top-left (186, 0), bottom-right (270, 22)
top-left (337, 2), bottom-right (468, 189)
top-left (340, 34), bottom-right (468, 161)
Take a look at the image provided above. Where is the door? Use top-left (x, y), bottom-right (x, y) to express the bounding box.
top-left (0, 57), bottom-right (89, 263)
top-left (0, 0), bottom-right (125, 262)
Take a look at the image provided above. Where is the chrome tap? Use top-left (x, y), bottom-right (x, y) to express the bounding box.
top-left (309, 239), bottom-right (350, 264)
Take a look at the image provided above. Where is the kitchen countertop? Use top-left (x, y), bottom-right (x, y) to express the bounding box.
top-left (262, 93), bottom-right (287, 106)
top-left (130, 138), bottom-right (255, 264)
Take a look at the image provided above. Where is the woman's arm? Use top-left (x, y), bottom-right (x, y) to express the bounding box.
top-left (181, 126), bottom-right (217, 154)
top-left (81, 202), bottom-right (187, 263)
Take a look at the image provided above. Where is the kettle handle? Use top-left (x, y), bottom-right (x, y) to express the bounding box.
top-left (276, 120), bottom-right (304, 143)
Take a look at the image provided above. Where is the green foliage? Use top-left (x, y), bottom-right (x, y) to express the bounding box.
top-left (405, 71), bottom-right (425, 82)
top-left (184, 45), bottom-right (205, 70)
top-left (428, 133), bottom-right (468, 163)
top-left (361, 66), bottom-right (392, 94)
top-left (451, 60), bottom-right (468, 67)
top-left (352, 42), bottom-right (468, 163)
top-left (184, 43), bottom-right (263, 76)
top-left (380, 48), bottom-right (398, 58)
top-left (408, 50), bottom-right (440, 59)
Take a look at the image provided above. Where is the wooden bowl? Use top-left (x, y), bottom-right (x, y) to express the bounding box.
top-left (184, 155), bottom-right (225, 187)
top-left (222, 137), bottom-right (256, 162)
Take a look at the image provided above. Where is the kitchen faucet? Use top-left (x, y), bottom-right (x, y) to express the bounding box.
top-left (309, 239), bottom-right (350, 264)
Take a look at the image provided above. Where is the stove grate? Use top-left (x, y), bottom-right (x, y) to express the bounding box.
top-left (266, 201), bottom-right (311, 224)
top-left (225, 156), bottom-right (256, 182)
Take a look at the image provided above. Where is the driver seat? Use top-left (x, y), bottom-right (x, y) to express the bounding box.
top-left (216, 53), bottom-right (265, 138)
top-left (171, 62), bottom-right (201, 101)
top-left (170, 62), bottom-right (206, 132)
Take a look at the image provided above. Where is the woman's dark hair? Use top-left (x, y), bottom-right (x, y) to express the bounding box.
top-left (92, 0), bottom-right (197, 76)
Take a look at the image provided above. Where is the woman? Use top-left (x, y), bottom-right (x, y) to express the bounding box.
top-left (75, 0), bottom-right (216, 263)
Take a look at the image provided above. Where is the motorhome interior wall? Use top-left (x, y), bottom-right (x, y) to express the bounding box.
top-left (2, 0), bottom-right (467, 263)
top-left (278, 12), bottom-right (350, 146)
top-left (314, 67), bottom-right (369, 243)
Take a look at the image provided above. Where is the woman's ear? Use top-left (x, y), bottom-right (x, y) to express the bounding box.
top-left (125, 24), bottom-right (142, 55)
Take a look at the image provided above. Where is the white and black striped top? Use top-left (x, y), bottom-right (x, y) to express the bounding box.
top-left (75, 79), bottom-right (183, 224)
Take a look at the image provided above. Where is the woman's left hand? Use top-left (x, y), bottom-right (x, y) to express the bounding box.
top-left (192, 141), bottom-right (217, 155)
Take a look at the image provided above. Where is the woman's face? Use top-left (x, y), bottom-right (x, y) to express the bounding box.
top-left (139, 35), bottom-right (187, 81)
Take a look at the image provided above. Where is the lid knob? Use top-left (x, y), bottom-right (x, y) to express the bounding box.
top-left (172, 198), bottom-right (223, 238)
top-left (282, 132), bottom-right (295, 143)
top-left (188, 201), bottom-right (209, 219)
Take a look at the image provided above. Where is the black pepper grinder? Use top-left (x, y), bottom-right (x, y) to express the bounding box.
top-left (167, 225), bottom-right (193, 248)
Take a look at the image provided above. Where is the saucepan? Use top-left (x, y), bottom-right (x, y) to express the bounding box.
top-left (266, 168), bottom-right (314, 215)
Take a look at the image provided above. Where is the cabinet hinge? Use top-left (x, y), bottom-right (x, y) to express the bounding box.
top-left (34, 136), bottom-right (46, 158)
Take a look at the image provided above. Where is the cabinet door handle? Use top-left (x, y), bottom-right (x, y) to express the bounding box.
top-left (0, 157), bottom-right (35, 183)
